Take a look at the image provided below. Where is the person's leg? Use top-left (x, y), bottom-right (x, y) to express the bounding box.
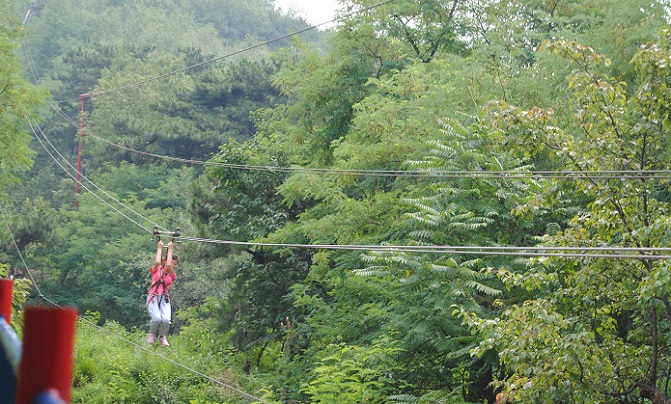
top-left (146, 296), bottom-right (160, 343)
top-left (157, 296), bottom-right (172, 346)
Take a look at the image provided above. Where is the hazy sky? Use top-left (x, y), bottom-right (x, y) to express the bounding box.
top-left (273, 0), bottom-right (340, 27)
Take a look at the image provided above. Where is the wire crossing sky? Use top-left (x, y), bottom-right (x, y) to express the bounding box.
top-left (56, 0), bottom-right (398, 102)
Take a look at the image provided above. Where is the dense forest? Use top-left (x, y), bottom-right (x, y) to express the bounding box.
top-left (3, 0), bottom-right (671, 402)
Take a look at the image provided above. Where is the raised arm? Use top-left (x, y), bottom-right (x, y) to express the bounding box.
top-left (165, 241), bottom-right (176, 278)
top-left (150, 240), bottom-right (164, 273)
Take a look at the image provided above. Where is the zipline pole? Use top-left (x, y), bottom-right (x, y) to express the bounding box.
top-left (16, 306), bottom-right (78, 404)
top-left (0, 279), bottom-right (12, 324)
top-left (75, 93), bottom-right (90, 208)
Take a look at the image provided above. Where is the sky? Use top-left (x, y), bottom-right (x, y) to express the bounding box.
top-left (273, 0), bottom-right (340, 27)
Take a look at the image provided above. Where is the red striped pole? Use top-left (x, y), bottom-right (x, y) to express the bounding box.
top-left (0, 279), bottom-right (12, 324)
top-left (16, 306), bottom-right (78, 404)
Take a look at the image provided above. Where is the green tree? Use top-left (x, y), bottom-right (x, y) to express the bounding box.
top-left (343, 0), bottom-right (471, 63)
top-left (346, 118), bottom-right (536, 402)
top-left (189, 138), bottom-right (313, 372)
top-left (466, 33), bottom-right (671, 403)
top-left (23, 0), bottom-right (228, 72)
top-left (0, 0), bottom-right (46, 189)
top-left (458, 0), bottom-right (670, 127)
top-left (302, 341), bottom-right (404, 403)
top-left (85, 53), bottom-right (285, 170)
top-left (181, 0), bottom-right (321, 46)
top-left (268, 0), bottom-right (476, 167)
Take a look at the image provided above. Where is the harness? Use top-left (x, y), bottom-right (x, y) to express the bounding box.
top-left (148, 269), bottom-right (171, 307)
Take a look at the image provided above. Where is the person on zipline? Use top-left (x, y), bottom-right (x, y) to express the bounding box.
top-left (146, 239), bottom-right (178, 346)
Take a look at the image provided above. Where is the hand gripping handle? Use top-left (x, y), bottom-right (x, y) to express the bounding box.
top-left (172, 228), bottom-right (181, 242)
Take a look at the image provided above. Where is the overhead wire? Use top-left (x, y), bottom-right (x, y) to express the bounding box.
top-left (57, 0), bottom-right (399, 103)
top-left (24, 117), bottom-right (671, 260)
top-left (18, 128), bottom-right (671, 261)
top-left (0, 203), bottom-right (44, 298)
top-left (48, 101), bottom-right (671, 180)
top-left (29, 108), bottom-right (671, 261)
top-left (35, 95), bottom-right (671, 261)
top-left (76, 131), bottom-right (671, 179)
top-left (29, 120), bottom-right (160, 234)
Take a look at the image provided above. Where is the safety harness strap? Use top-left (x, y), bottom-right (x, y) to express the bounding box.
top-left (148, 270), bottom-right (170, 308)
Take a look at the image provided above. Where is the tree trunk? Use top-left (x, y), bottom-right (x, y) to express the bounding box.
top-left (637, 382), bottom-right (671, 404)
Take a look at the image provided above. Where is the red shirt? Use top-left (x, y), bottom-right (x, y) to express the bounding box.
top-left (148, 266), bottom-right (176, 297)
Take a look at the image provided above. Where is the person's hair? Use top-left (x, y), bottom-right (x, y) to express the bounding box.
top-left (171, 254), bottom-right (179, 262)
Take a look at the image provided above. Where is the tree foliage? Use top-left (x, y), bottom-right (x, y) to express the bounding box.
top-left (8, 0), bottom-right (671, 402)
top-left (0, 0), bottom-right (46, 189)
top-left (464, 33), bottom-right (671, 403)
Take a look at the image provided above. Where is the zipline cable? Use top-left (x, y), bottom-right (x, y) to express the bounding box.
top-left (57, 0), bottom-right (398, 102)
top-left (78, 127), bottom-right (671, 179)
top-left (170, 234), bottom-right (671, 260)
top-left (29, 123), bottom-right (671, 261)
top-left (29, 109), bottom-right (671, 261)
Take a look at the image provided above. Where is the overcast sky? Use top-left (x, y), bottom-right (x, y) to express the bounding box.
top-left (273, 0), bottom-right (340, 27)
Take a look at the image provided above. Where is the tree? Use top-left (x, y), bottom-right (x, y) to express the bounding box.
top-left (181, 0), bottom-right (321, 46)
top-left (189, 138), bottom-right (313, 372)
top-left (0, 0), bottom-right (46, 190)
top-left (244, 1), bottom-right (671, 400)
top-left (302, 341), bottom-right (404, 403)
top-left (345, 118), bottom-right (537, 402)
top-left (465, 33), bottom-right (671, 403)
top-left (83, 53), bottom-right (285, 171)
top-left (342, 0), bottom-right (471, 63)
